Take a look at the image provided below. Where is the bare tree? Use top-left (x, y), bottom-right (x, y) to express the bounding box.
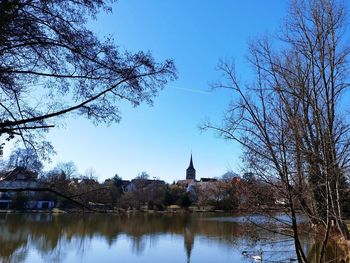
top-left (0, 0), bottom-right (176, 153)
top-left (203, 0), bottom-right (350, 261)
top-left (136, 171), bottom-right (150, 180)
top-left (7, 147), bottom-right (43, 173)
top-left (52, 161), bottom-right (78, 179)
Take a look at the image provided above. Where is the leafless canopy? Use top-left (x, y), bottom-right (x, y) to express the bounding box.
top-left (0, 0), bottom-right (176, 151)
top-left (203, 0), bottom-right (350, 262)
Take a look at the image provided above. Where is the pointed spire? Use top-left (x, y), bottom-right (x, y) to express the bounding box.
top-left (186, 153), bottom-right (196, 180)
top-left (188, 154), bottom-right (194, 169)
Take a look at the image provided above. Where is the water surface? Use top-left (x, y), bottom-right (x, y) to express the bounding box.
top-left (0, 213), bottom-right (335, 263)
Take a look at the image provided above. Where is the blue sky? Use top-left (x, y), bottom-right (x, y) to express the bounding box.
top-left (16, 1), bottom-right (290, 182)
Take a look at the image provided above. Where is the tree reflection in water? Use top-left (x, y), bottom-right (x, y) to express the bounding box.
top-left (0, 213), bottom-right (347, 262)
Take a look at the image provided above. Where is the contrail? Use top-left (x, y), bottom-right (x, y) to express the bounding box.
top-left (168, 85), bottom-right (211, 95)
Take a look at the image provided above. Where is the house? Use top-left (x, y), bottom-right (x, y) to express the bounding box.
top-left (0, 193), bottom-right (11, 209)
top-left (200, 178), bottom-right (218, 183)
top-left (177, 179), bottom-right (195, 188)
top-left (0, 166), bottom-right (37, 182)
top-left (121, 180), bottom-right (131, 192)
top-left (0, 167), bottom-right (55, 210)
top-left (125, 179), bottom-right (165, 192)
top-left (26, 200), bottom-right (55, 210)
top-left (103, 178), bottom-right (130, 192)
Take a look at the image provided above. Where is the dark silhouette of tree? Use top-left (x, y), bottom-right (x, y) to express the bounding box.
top-left (179, 193), bottom-right (192, 208)
top-left (108, 173), bottom-right (124, 202)
top-left (136, 171), bottom-right (150, 180)
top-left (0, 0), bottom-right (176, 152)
top-left (164, 185), bottom-right (187, 206)
top-left (221, 170), bottom-right (239, 181)
top-left (242, 172), bottom-right (255, 184)
top-left (52, 161), bottom-right (78, 179)
top-left (203, 0), bottom-right (350, 262)
top-left (7, 147), bottom-right (43, 173)
top-left (112, 174), bottom-right (123, 188)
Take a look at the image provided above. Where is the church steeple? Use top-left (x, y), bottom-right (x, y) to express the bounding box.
top-left (188, 154), bottom-right (194, 169)
top-left (186, 154), bottom-right (196, 180)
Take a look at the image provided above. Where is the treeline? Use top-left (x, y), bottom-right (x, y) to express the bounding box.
top-left (1, 148), bottom-right (350, 215)
top-left (0, 162), bottom-right (316, 212)
top-left (0, 154), bottom-right (277, 211)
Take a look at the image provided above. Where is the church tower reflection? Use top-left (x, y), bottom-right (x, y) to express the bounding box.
top-left (184, 226), bottom-right (194, 263)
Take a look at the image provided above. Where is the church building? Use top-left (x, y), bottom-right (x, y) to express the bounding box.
top-left (186, 154), bottom-right (196, 180)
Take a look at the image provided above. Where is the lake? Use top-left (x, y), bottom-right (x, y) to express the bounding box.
top-left (0, 213), bottom-right (342, 262)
